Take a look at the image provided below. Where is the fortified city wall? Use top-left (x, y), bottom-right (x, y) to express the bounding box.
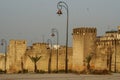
top-left (1, 41), bottom-right (72, 73)
top-left (95, 27), bottom-right (120, 72)
top-left (1, 26), bottom-right (120, 73)
top-left (24, 43), bottom-right (72, 72)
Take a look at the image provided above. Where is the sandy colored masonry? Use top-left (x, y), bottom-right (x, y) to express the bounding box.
top-left (0, 26), bottom-right (120, 73)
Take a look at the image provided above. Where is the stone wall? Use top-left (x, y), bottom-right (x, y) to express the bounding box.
top-left (1, 26), bottom-right (120, 73)
top-left (95, 31), bottom-right (120, 72)
top-left (24, 43), bottom-right (73, 72)
top-left (0, 53), bottom-right (5, 71)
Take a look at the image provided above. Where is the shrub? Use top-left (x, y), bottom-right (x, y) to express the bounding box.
top-left (23, 69), bottom-right (28, 73)
top-left (37, 70), bottom-right (46, 74)
top-left (91, 69), bottom-right (110, 75)
top-left (0, 69), bottom-right (5, 74)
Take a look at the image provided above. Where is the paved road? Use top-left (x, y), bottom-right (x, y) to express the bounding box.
top-left (0, 73), bottom-right (120, 80)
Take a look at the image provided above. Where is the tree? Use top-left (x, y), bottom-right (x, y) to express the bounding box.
top-left (28, 55), bottom-right (41, 73)
top-left (85, 53), bottom-right (93, 70)
top-left (107, 47), bottom-right (113, 72)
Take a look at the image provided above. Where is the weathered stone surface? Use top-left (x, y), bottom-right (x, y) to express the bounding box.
top-left (0, 26), bottom-right (120, 73)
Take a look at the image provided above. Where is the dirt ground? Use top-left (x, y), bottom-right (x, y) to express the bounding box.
top-left (0, 73), bottom-right (120, 80)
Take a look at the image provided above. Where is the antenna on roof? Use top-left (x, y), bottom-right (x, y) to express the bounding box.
top-left (42, 35), bottom-right (44, 43)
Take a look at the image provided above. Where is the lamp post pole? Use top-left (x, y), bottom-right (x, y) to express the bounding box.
top-left (111, 34), bottom-right (117, 73)
top-left (57, 1), bottom-right (69, 73)
top-left (1, 39), bottom-right (7, 73)
top-left (21, 57), bottom-right (24, 73)
top-left (114, 38), bottom-right (117, 73)
top-left (47, 39), bottom-right (52, 73)
top-left (51, 28), bottom-right (59, 73)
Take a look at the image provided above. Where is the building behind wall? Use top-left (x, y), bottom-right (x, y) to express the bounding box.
top-left (95, 26), bottom-right (120, 72)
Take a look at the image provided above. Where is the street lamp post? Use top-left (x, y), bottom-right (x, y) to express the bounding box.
top-left (57, 1), bottom-right (69, 73)
top-left (51, 28), bottom-right (59, 73)
top-left (114, 38), bottom-right (117, 73)
top-left (1, 39), bottom-right (7, 73)
top-left (47, 39), bottom-right (52, 73)
top-left (111, 34), bottom-right (117, 73)
top-left (21, 57), bottom-right (24, 73)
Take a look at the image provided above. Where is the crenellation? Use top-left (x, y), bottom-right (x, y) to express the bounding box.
top-left (72, 26), bottom-right (120, 72)
top-left (1, 26), bottom-right (120, 73)
top-left (73, 27), bottom-right (96, 36)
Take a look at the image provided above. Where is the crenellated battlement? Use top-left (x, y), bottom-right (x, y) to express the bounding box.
top-left (9, 39), bottom-right (26, 45)
top-left (32, 42), bottom-right (47, 46)
top-left (96, 37), bottom-right (120, 46)
top-left (73, 27), bottom-right (96, 35)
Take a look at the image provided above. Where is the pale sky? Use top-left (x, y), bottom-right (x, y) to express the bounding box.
top-left (0, 0), bottom-right (120, 47)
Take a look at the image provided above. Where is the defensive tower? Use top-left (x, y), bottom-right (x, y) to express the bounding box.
top-left (7, 40), bottom-right (27, 73)
top-left (72, 27), bottom-right (96, 72)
